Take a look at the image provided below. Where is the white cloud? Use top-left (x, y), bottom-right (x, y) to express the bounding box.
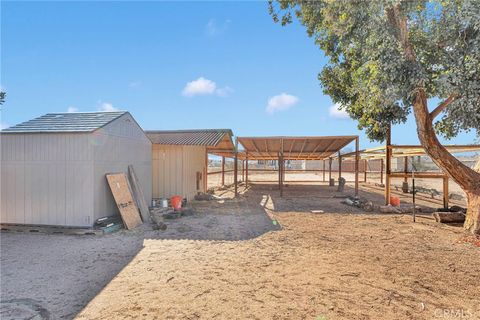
top-left (205, 19), bottom-right (231, 36)
top-left (67, 106), bottom-right (79, 113)
top-left (215, 86), bottom-right (233, 97)
top-left (128, 81), bottom-right (142, 88)
top-left (98, 102), bottom-right (118, 112)
top-left (266, 93), bottom-right (299, 114)
top-left (1, 122), bottom-right (9, 130)
top-left (182, 77), bottom-right (232, 97)
top-left (329, 103), bottom-right (350, 119)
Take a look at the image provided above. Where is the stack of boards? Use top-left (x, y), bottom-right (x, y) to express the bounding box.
top-left (105, 165), bottom-right (150, 230)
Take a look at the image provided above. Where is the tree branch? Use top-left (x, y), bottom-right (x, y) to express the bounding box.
top-left (429, 94), bottom-right (458, 120)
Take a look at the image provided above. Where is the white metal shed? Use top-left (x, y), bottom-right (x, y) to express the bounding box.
top-left (0, 111), bottom-right (152, 227)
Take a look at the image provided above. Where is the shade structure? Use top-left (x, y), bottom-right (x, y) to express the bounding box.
top-left (237, 136), bottom-right (358, 160)
top-left (338, 144), bottom-right (480, 160)
top-left (145, 129), bottom-right (235, 155)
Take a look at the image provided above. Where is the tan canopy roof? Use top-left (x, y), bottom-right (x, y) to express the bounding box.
top-left (237, 136), bottom-right (358, 160)
top-left (339, 144), bottom-right (480, 160)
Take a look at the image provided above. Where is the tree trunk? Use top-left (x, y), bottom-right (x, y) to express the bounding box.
top-left (387, 5), bottom-right (480, 234)
top-left (464, 192), bottom-right (480, 233)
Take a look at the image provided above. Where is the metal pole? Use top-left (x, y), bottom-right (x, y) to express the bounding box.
top-left (355, 137), bottom-right (359, 196)
top-left (412, 169), bottom-right (416, 223)
top-left (385, 124), bottom-right (392, 205)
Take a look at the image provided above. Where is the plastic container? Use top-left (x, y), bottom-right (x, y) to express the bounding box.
top-left (170, 195), bottom-right (183, 210)
top-left (390, 196), bottom-right (401, 206)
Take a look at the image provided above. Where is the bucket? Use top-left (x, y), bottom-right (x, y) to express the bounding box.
top-left (160, 199), bottom-right (168, 208)
top-left (390, 196), bottom-right (401, 206)
top-left (170, 195), bottom-right (183, 210)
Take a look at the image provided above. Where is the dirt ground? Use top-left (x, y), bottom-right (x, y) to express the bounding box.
top-left (1, 182), bottom-right (479, 320)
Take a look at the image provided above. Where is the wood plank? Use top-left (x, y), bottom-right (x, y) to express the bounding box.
top-left (106, 173), bottom-right (142, 230)
top-left (128, 165), bottom-right (150, 223)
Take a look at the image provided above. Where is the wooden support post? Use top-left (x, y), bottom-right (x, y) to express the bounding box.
top-left (278, 155), bottom-right (281, 190)
top-left (322, 159), bottom-right (326, 182)
top-left (328, 157), bottom-right (332, 184)
top-left (280, 138), bottom-right (284, 197)
top-left (355, 137), bottom-right (359, 196)
top-left (279, 153), bottom-right (284, 197)
top-left (204, 150), bottom-right (208, 192)
top-left (242, 160), bottom-right (245, 182)
top-left (221, 156), bottom-right (225, 186)
top-left (245, 153), bottom-right (249, 187)
top-left (380, 158), bottom-right (384, 185)
top-left (443, 176), bottom-right (449, 209)
top-left (234, 138), bottom-right (238, 197)
top-left (363, 159), bottom-right (367, 182)
top-left (385, 124), bottom-right (392, 205)
top-left (338, 151), bottom-right (342, 180)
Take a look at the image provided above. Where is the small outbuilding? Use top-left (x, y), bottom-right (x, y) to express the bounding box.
top-left (1, 111), bottom-right (152, 227)
top-left (146, 129), bottom-right (234, 200)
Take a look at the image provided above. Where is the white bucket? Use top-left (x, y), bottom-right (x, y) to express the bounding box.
top-left (160, 199), bottom-right (168, 208)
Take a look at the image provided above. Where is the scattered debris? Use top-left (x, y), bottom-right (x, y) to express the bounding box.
top-left (341, 196), bottom-right (374, 212)
top-left (379, 205), bottom-right (401, 214)
top-left (128, 165), bottom-right (151, 223)
top-left (194, 192), bottom-right (215, 201)
top-left (449, 205), bottom-right (467, 214)
top-left (396, 204), bottom-right (422, 214)
top-left (433, 211), bottom-right (466, 223)
top-left (106, 173), bottom-right (143, 230)
top-left (449, 193), bottom-right (464, 201)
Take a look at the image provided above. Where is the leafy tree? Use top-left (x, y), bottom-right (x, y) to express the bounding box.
top-left (0, 91), bottom-right (5, 105)
top-left (269, 0), bottom-right (480, 233)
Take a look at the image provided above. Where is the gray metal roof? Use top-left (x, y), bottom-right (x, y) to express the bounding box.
top-left (145, 129), bottom-right (233, 147)
top-left (1, 111), bottom-right (128, 133)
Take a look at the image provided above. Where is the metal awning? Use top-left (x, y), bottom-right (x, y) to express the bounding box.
top-left (237, 136), bottom-right (358, 160)
top-left (145, 129), bottom-right (235, 154)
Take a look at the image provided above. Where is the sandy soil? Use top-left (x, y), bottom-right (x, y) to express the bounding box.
top-left (76, 183), bottom-right (478, 320)
top-left (2, 182), bottom-right (478, 320)
top-left (0, 189), bottom-right (278, 320)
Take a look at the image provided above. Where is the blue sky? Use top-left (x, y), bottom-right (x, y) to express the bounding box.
top-left (1, 1), bottom-right (476, 149)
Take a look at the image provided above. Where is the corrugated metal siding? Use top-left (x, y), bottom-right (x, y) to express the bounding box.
top-left (152, 145), bottom-right (205, 200)
top-left (146, 130), bottom-right (232, 146)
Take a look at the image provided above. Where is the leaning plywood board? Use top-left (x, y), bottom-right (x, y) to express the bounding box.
top-left (128, 165), bottom-right (150, 223)
top-left (106, 173), bottom-right (142, 230)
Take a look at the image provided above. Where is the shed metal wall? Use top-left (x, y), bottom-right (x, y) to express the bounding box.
top-left (1, 133), bottom-right (94, 227)
top-left (0, 113), bottom-right (152, 227)
top-left (152, 145), bottom-right (206, 200)
top-left (92, 113), bottom-right (152, 221)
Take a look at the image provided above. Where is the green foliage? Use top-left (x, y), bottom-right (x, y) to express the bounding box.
top-left (0, 91), bottom-right (5, 105)
top-left (269, 0), bottom-right (480, 141)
